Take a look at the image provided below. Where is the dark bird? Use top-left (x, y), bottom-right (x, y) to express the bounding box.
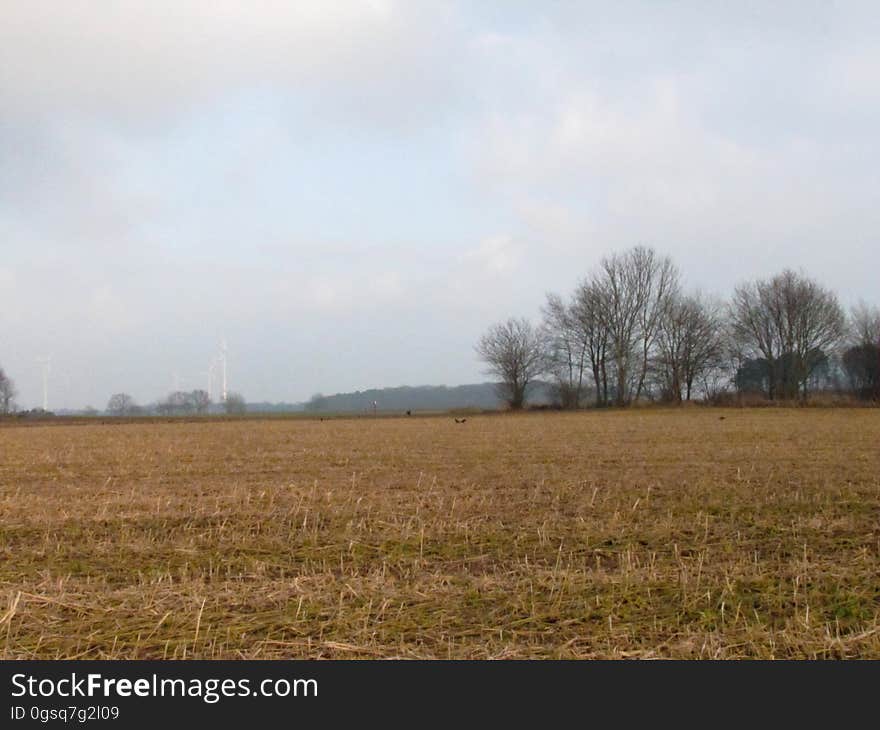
top-left (454, 418), bottom-right (467, 424)
top-left (719, 416), bottom-right (726, 420)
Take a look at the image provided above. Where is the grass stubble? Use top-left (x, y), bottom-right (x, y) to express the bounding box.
top-left (0, 408), bottom-right (878, 659)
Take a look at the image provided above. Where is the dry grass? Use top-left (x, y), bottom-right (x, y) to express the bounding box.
top-left (1, 409), bottom-right (878, 659)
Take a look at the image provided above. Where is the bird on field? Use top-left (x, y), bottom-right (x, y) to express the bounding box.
top-left (454, 418), bottom-right (467, 424)
top-left (719, 416), bottom-right (726, 420)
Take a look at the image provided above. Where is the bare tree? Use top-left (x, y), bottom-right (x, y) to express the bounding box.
top-left (158, 391), bottom-right (194, 415)
top-left (632, 248), bottom-right (680, 401)
top-left (842, 302), bottom-right (880, 400)
top-left (843, 345), bottom-right (879, 401)
top-left (0, 367), bottom-right (17, 415)
top-left (106, 393), bottom-right (137, 416)
top-left (655, 292), bottom-right (725, 402)
top-left (189, 389), bottom-right (212, 415)
top-left (729, 270), bottom-right (845, 400)
top-left (850, 301), bottom-right (880, 347)
top-left (541, 293), bottom-right (587, 408)
top-left (476, 317), bottom-right (545, 409)
top-left (594, 254), bottom-right (639, 405)
top-left (224, 392), bottom-right (247, 414)
top-left (593, 246), bottom-right (679, 405)
top-left (571, 280), bottom-right (611, 406)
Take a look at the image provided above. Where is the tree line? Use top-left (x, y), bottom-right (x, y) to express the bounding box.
top-left (477, 246), bottom-right (880, 409)
top-left (303, 382), bottom-right (557, 412)
top-left (107, 390), bottom-right (248, 416)
top-left (0, 378), bottom-right (248, 418)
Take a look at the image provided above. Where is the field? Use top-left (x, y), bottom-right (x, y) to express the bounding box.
top-left (1, 409), bottom-right (879, 659)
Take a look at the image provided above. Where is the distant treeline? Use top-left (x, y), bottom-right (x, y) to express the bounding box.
top-left (304, 383), bottom-right (555, 413)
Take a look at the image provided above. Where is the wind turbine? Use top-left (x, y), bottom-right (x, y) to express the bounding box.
top-left (207, 358), bottom-right (217, 400)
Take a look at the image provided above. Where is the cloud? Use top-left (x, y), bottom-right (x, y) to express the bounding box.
top-left (0, 0), bottom-right (465, 130)
top-left (465, 8), bottom-right (880, 296)
top-left (464, 235), bottom-right (523, 275)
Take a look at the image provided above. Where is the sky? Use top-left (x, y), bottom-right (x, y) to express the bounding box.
top-left (1, 1), bottom-right (878, 409)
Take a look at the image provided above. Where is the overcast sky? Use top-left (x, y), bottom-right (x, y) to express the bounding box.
top-left (1, 1), bottom-right (878, 409)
